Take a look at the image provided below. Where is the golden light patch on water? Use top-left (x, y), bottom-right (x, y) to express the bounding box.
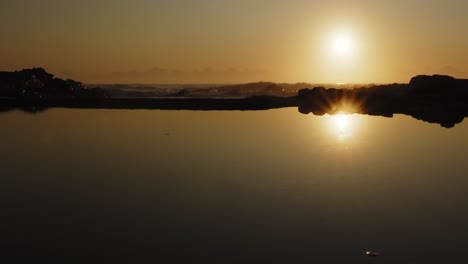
top-left (326, 113), bottom-right (361, 141)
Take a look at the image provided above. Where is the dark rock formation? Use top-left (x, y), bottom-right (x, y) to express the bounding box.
top-left (0, 68), bottom-right (52, 97)
top-left (298, 75), bottom-right (468, 128)
top-left (0, 68), bottom-right (107, 99)
top-left (409, 74), bottom-right (458, 91)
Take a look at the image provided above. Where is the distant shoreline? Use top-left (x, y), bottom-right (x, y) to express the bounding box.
top-left (2, 69), bottom-right (468, 128)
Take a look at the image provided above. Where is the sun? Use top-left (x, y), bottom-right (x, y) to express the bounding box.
top-left (321, 28), bottom-right (359, 64)
top-left (332, 33), bottom-right (355, 57)
top-left (334, 35), bottom-right (352, 54)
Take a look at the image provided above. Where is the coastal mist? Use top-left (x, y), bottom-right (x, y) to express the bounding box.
top-left (2, 108), bottom-right (468, 263)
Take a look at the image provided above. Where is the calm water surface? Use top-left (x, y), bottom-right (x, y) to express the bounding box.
top-left (1, 108), bottom-right (468, 263)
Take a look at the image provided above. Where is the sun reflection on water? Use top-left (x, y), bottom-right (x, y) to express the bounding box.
top-left (327, 113), bottom-right (359, 141)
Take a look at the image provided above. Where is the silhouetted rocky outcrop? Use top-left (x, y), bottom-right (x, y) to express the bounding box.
top-left (0, 68), bottom-right (107, 99)
top-left (298, 75), bottom-right (468, 128)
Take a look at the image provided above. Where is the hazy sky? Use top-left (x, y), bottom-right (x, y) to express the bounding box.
top-left (1, 0), bottom-right (467, 83)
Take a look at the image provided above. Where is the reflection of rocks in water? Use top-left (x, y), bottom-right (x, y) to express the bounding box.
top-left (298, 75), bottom-right (468, 128)
top-left (408, 111), bottom-right (465, 128)
top-left (0, 98), bottom-right (49, 114)
top-left (18, 105), bottom-right (49, 114)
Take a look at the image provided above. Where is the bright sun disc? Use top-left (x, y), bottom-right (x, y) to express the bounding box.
top-left (328, 31), bottom-right (357, 61)
top-left (334, 36), bottom-right (352, 54)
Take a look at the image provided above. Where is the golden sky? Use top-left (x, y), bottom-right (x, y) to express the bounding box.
top-left (1, 0), bottom-right (467, 84)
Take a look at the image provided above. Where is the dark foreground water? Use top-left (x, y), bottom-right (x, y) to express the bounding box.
top-left (1, 108), bottom-right (468, 263)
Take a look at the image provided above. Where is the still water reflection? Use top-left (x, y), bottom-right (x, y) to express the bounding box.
top-left (1, 108), bottom-right (468, 263)
top-left (325, 113), bottom-right (362, 141)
